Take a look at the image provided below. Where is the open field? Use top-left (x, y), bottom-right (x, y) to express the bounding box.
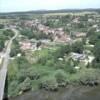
top-left (44, 11), bottom-right (97, 16)
top-left (0, 19), bottom-right (15, 24)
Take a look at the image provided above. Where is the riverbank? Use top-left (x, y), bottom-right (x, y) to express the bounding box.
top-left (9, 85), bottom-right (100, 100)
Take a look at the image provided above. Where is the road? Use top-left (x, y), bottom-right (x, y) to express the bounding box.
top-left (0, 29), bottom-right (18, 100)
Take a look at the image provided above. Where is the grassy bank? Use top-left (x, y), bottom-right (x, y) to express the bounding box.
top-left (7, 46), bottom-right (100, 97)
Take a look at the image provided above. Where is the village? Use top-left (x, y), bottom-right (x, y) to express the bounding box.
top-left (0, 11), bottom-right (100, 97)
top-left (7, 13), bottom-right (100, 65)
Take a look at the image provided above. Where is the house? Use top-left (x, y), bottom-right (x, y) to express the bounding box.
top-left (38, 24), bottom-right (47, 31)
top-left (70, 52), bottom-right (86, 61)
top-left (57, 28), bottom-right (63, 31)
top-left (48, 29), bottom-right (55, 34)
top-left (96, 28), bottom-right (100, 32)
top-left (54, 34), bottom-right (71, 43)
top-left (75, 32), bottom-right (86, 38)
top-left (24, 20), bottom-right (34, 27)
top-left (20, 41), bottom-right (32, 50)
top-left (73, 17), bottom-right (80, 23)
top-left (19, 41), bottom-right (36, 51)
top-left (9, 25), bottom-right (17, 28)
top-left (40, 39), bottom-right (51, 44)
top-left (88, 18), bottom-right (94, 22)
top-left (74, 66), bottom-right (80, 70)
top-left (92, 24), bottom-right (98, 28)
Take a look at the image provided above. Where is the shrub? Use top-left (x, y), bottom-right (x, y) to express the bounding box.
top-left (92, 59), bottom-right (100, 68)
top-left (0, 24), bottom-right (4, 29)
top-left (39, 76), bottom-right (58, 91)
top-left (71, 41), bottom-right (84, 53)
top-left (54, 70), bottom-right (67, 86)
top-left (46, 59), bottom-right (55, 67)
top-left (3, 29), bottom-right (14, 38)
top-left (8, 80), bottom-right (19, 97)
top-left (19, 77), bottom-right (32, 92)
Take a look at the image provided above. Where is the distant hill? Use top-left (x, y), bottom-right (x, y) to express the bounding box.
top-left (0, 8), bottom-right (100, 16)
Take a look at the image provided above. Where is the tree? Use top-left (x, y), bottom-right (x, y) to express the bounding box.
top-left (19, 77), bottom-right (32, 92)
top-left (36, 41), bottom-right (42, 48)
top-left (71, 41), bottom-right (84, 53)
top-left (20, 28), bottom-right (49, 40)
top-left (89, 32), bottom-right (100, 45)
top-left (93, 41), bottom-right (100, 61)
top-left (55, 70), bottom-right (67, 86)
top-left (77, 23), bottom-right (85, 28)
top-left (10, 40), bottom-right (21, 57)
top-left (0, 40), bottom-right (4, 51)
top-left (20, 28), bottom-right (34, 39)
top-left (92, 41), bottom-right (100, 68)
top-left (8, 80), bottom-right (19, 96)
top-left (10, 48), bottom-right (21, 57)
top-left (44, 20), bottom-right (54, 27)
top-left (16, 56), bottom-right (31, 69)
top-left (39, 76), bottom-right (58, 91)
top-left (87, 28), bottom-right (96, 37)
top-left (53, 45), bottom-right (71, 59)
top-left (0, 24), bottom-right (4, 29)
top-left (79, 15), bottom-right (88, 21)
top-left (3, 29), bottom-right (14, 38)
top-left (64, 59), bottom-right (76, 74)
top-left (92, 59), bottom-right (100, 68)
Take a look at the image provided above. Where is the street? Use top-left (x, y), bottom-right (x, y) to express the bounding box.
top-left (0, 29), bottom-right (18, 100)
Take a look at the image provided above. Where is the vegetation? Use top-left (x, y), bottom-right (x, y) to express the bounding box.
top-left (3, 29), bottom-right (14, 38)
top-left (92, 41), bottom-right (100, 68)
top-left (2, 11), bottom-right (100, 98)
top-left (71, 41), bottom-right (84, 53)
top-left (20, 28), bottom-right (52, 40)
top-left (8, 42), bottom-right (100, 97)
top-left (10, 39), bottom-right (23, 57)
top-left (0, 29), bottom-right (14, 51)
top-left (89, 32), bottom-right (100, 45)
top-left (0, 24), bottom-right (4, 29)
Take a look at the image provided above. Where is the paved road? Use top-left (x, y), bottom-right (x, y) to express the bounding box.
top-left (0, 29), bottom-right (18, 100)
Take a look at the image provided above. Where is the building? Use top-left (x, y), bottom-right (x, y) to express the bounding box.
top-left (70, 52), bottom-right (86, 61)
top-left (75, 32), bottom-right (86, 38)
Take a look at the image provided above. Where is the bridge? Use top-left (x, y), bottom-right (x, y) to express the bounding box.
top-left (0, 29), bottom-right (18, 100)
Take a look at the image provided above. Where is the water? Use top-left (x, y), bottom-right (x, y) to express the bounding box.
top-left (10, 86), bottom-right (100, 100)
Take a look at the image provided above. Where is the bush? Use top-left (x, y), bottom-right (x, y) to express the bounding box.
top-left (53, 45), bottom-right (71, 59)
top-left (0, 24), bottom-right (4, 29)
top-left (19, 77), bottom-right (32, 92)
top-left (37, 57), bottom-right (47, 65)
top-left (8, 80), bottom-right (19, 97)
top-left (39, 76), bottom-right (58, 91)
top-left (10, 39), bottom-right (21, 57)
top-left (89, 32), bottom-right (100, 45)
top-left (92, 59), bottom-right (100, 68)
top-left (3, 29), bottom-right (14, 38)
top-left (71, 41), bottom-right (84, 53)
top-left (46, 59), bottom-right (55, 67)
top-left (64, 60), bottom-right (77, 74)
top-left (0, 40), bottom-right (4, 51)
top-left (54, 70), bottom-right (67, 86)
top-left (26, 68), bottom-right (40, 80)
top-left (17, 69), bottom-right (28, 82)
top-left (93, 41), bottom-right (100, 61)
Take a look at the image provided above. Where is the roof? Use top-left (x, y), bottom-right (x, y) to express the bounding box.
top-left (71, 52), bottom-right (86, 60)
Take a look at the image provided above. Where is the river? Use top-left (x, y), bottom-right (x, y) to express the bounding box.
top-left (9, 85), bottom-right (100, 100)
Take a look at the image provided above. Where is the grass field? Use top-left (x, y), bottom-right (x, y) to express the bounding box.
top-left (44, 11), bottom-right (96, 16)
top-left (0, 19), bottom-right (15, 24)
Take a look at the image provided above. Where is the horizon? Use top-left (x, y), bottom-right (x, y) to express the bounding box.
top-left (0, 0), bottom-right (100, 13)
top-left (0, 8), bottom-right (100, 14)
